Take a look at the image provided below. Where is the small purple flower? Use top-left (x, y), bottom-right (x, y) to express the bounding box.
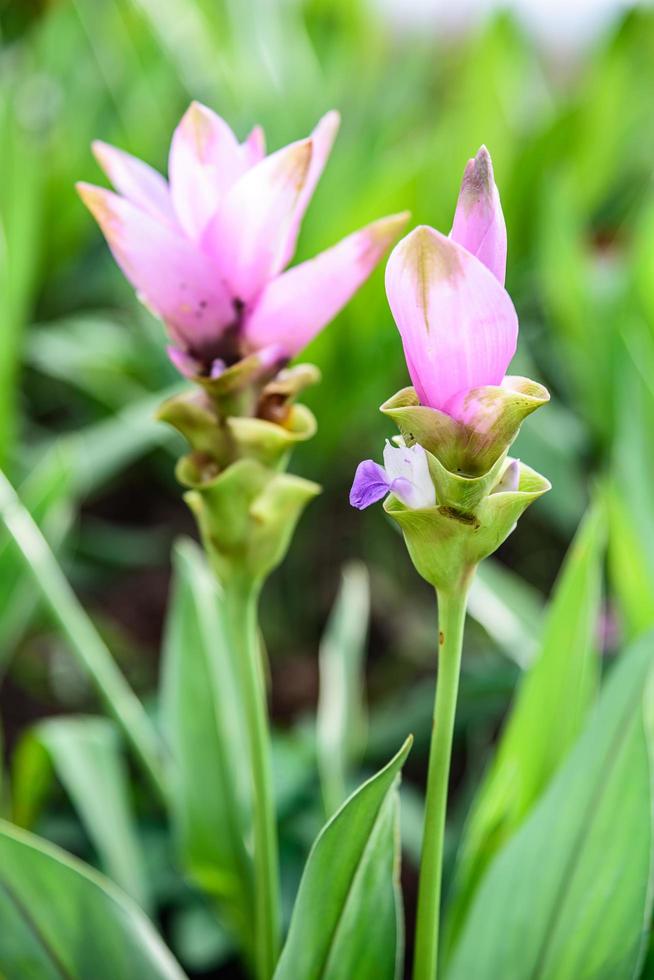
top-left (350, 441), bottom-right (435, 510)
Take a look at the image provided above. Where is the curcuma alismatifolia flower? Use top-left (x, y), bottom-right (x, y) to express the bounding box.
top-left (78, 102), bottom-right (408, 380)
top-left (351, 147), bottom-right (549, 589)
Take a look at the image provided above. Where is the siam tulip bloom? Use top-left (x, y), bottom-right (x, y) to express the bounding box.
top-left (350, 441), bottom-right (435, 510)
top-left (347, 150), bottom-right (550, 980)
top-left (385, 146), bottom-right (518, 422)
top-left (78, 102), bottom-right (408, 379)
top-left (350, 145), bottom-right (549, 519)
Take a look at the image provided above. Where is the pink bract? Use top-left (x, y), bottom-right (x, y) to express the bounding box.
top-left (79, 102), bottom-right (409, 377)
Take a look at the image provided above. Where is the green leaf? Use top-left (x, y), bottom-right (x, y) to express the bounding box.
top-left (0, 448), bottom-right (73, 665)
top-left (275, 736), bottom-right (412, 980)
top-left (468, 557), bottom-right (544, 668)
top-left (160, 538), bottom-right (253, 948)
top-left (317, 561), bottom-right (369, 816)
top-left (0, 470), bottom-right (167, 802)
top-left (12, 716), bottom-right (149, 911)
top-left (445, 499), bottom-right (606, 954)
top-left (0, 820), bottom-right (187, 979)
top-left (26, 314), bottom-right (161, 409)
top-left (0, 91), bottom-right (43, 470)
top-left (608, 481), bottom-right (654, 638)
top-left (446, 633), bottom-right (654, 980)
top-left (60, 386), bottom-right (180, 500)
top-left (609, 337), bottom-right (654, 638)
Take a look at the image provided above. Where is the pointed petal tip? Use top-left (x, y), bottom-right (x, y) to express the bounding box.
top-left (177, 100), bottom-right (210, 133)
top-left (380, 209), bottom-right (412, 232)
top-left (76, 181), bottom-right (110, 213)
top-left (186, 98), bottom-right (211, 117)
top-left (89, 139), bottom-right (120, 179)
top-left (174, 100), bottom-right (239, 159)
top-left (243, 123), bottom-right (266, 161)
top-left (463, 146), bottom-right (495, 197)
top-left (452, 145), bottom-right (506, 283)
top-left (319, 108), bottom-right (341, 134)
top-left (367, 210), bottom-right (411, 250)
top-left (280, 136), bottom-right (314, 190)
top-left (296, 135), bottom-right (314, 163)
top-left (76, 183), bottom-right (136, 253)
top-left (90, 141), bottom-right (121, 186)
top-left (91, 139), bottom-right (110, 163)
top-left (456, 148), bottom-right (495, 212)
top-left (404, 223), bottom-right (439, 243)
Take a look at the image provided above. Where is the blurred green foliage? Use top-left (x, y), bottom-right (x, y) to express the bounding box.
top-left (3, 0), bottom-right (654, 974)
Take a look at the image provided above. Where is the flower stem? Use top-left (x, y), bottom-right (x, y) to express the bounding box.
top-left (413, 580), bottom-right (471, 980)
top-left (224, 579), bottom-right (280, 980)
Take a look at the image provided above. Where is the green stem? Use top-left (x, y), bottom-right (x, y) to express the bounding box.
top-left (0, 471), bottom-right (168, 804)
top-left (223, 579), bottom-right (280, 980)
top-left (413, 580), bottom-right (471, 980)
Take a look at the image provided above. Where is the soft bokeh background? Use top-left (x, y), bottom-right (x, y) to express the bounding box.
top-left (2, 0), bottom-right (654, 975)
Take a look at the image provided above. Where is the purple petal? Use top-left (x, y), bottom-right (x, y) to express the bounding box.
top-left (350, 460), bottom-right (390, 509)
top-left (385, 225), bottom-right (518, 413)
top-left (450, 146), bottom-right (506, 285)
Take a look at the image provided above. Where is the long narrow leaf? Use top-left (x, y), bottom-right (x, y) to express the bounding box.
top-left (468, 557), bottom-right (544, 668)
top-left (275, 737), bottom-right (412, 980)
top-left (160, 539), bottom-right (253, 949)
top-left (12, 716), bottom-right (150, 911)
top-left (445, 499), bottom-right (606, 954)
top-left (0, 820), bottom-right (186, 979)
top-left (0, 471), bottom-right (167, 802)
top-left (0, 449), bottom-right (73, 664)
top-left (446, 633), bottom-right (654, 979)
top-left (317, 562), bottom-right (369, 816)
top-left (0, 92), bottom-right (42, 470)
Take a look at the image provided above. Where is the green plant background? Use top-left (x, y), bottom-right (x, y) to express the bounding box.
top-left (2, 1), bottom-right (654, 977)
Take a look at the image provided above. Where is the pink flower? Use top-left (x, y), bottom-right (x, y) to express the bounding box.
top-left (78, 102), bottom-right (408, 377)
top-left (385, 146), bottom-right (517, 419)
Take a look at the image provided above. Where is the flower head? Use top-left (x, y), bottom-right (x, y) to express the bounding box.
top-left (78, 102), bottom-right (409, 378)
top-left (350, 441), bottom-right (435, 510)
top-left (385, 146), bottom-right (517, 419)
top-left (351, 146), bottom-right (549, 588)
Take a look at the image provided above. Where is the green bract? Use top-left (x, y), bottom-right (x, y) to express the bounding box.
top-left (182, 458), bottom-right (320, 585)
top-left (381, 380), bottom-right (551, 591)
top-left (158, 363), bottom-right (320, 472)
top-left (385, 461), bottom-right (549, 592)
top-left (157, 361), bottom-right (322, 585)
top-left (381, 377), bottom-right (549, 482)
